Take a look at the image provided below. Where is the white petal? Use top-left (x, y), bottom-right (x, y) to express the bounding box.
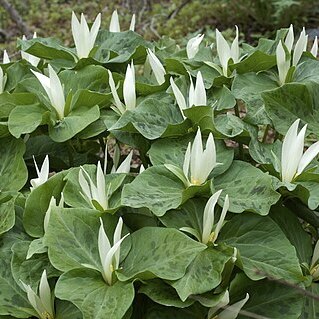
top-left (147, 49), bottom-right (166, 85)
top-left (129, 14), bottom-right (136, 31)
top-left (182, 142), bottom-right (191, 180)
top-left (213, 194), bottom-right (229, 242)
top-left (276, 40), bottom-right (290, 85)
top-left (202, 190), bottom-right (223, 244)
top-left (218, 293), bottom-right (249, 319)
top-left (123, 62), bottom-right (136, 110)
top-left (96, 161), bottom-right (107, 209)
top-left (116, 150), bottom-right (133, 174)
top-left (98, 217), bottom-right (111, 267)
top-left (284, 24), bottom-right (294, 52)
top-left (108, 70), bottom-right (125, 114)
top-left (79, 167), bottom-right (93, 201)
top-left (311, 36), bottom-right (318, 58)
top-left (0, 67), bottom-right (4, 93)
top-left (230, 25), bottom-right (240, 63)
top-left (190, 128), bottom-right (204, 184)
top-left (39, 155), bottom-right (49, 184)
top-left (216, 28), bottom-right (231, 76)
top-left (110, 10), bottom-right (121, 32)
top-left (188, 73), bottom-right (195, 107)
top-left (297, 141), bottom-right (319, 176)
top-left (71, 12), bottom-right (83, 58)
top-left (89, 13), bottom-right (101, 49)
top-left (3, 50), bottom-right (10, 64)
top-left (193, 71), bottom-right (206, 106)
top-left (186, 34), bottom-right (204, 59)
top-left (170, 77), bottom-right (187, 114)
top-left (43, 196), bottom-right (56, 233)
top-left (113, 217), bottom-right (124, 267)
top-left (31, 69), bottom-right (51, 96)
top-left (293, 27), bottom-right (308, 66)
top-left (48, 65), bottom-right (65, 119)
top-left (39, 270), bottom-right (54, 317)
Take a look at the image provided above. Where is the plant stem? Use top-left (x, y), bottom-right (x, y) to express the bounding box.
top-left (234, 101), bottom-right (244, 160)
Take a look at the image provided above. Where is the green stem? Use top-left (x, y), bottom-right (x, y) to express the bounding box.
top-left (284, 198), bottom-right (319, 228)
top-left (234, 101), bottom-right (244, 160)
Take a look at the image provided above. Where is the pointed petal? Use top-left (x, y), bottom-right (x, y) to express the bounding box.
top-left (170, 77), bottom-right (187, 114)
top-left (89, 13), bottom-right (101, 49)
top-left (108, 70), bottom-right (125, 114)
top-left (71, 11), bottom-right (82, 57)
top-left (293, 27), bottom-right (308, 66)
top-left (48, 65), bottom-right (65, 119)
top-left (116, 150), bottom-right (133, 174)
top-left (98, 217), bottom-right (111, 267)
top-left (3, 50), bottom-right (10, 64)
top-left (297, 141), bottom-right (319, 176)
top-left (218, 293), bottom-right (249, 319)
top-left (39, 270), bottom-right (54, 317)
top-left (216, 28), bottom-right (231, 76)
top-left (96, 161), bottom-right (107, 209)
top-left (230, 25), bottom-right (240, 63)
top-left (147, 48), bottom-right (166, 85)
top-left (202, 190), bottom-right (223, 244)
top-left (39, 155), bottom-right (49, 184)
top-left (284, 24), bottom-right (294, 52)
top-left (276, 40), bottom-right (290, 85)
top-left (213, 194), bottom-right (229, 242)
top-left (113, 217), bottom-right (124, 267)
top-left (79, 167), bottom-right (92, 201)
top-left (129, 14), bottom-right (136, 31)
top-left (182, 142), bottom-right (191, 180)
top-left (311, 36), bottom-right (318, 58)
top-left (186, 34), bottom-right (204, 59)
top-left (31, 69), bottom-right (51, 96)
top-left (123, 63), bottom-right (136, 110)
top-left (193, 71), bottom-right (206, 106)
top-left (43, 196), bottom-right (56, 233)
top-left (188, 73), bottom-right (195, 107)
top-left (110, 10), bottom-right (121, 32)
top-left (190, 128), bottom-right (204, 184)
top-left (198, 133), bottom-right (216, 183)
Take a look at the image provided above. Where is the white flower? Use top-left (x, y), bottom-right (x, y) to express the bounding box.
top-left (21, 270), bottom-right (54, 319)
top-left (281, 119), bottom-right (319, 183)
top-left (31, 65), bottom-right (65, 120)
top-left (108, 61), bottom-right (136, 115)
top-left (186, 34), bottom-right (204, 59)
top-left (98, 217), bottom-right (129, 285)
top-left (202, 190), bottom-right (229, 245)
top-left (311, 36), bottom-right (318, 58)
top-left (112, 150), bottom-right (133, 174)
top-left (30, 155), bottom-right (49, 191)
top-left (71, 12), bottom-right (101, 59)
top-left (3, 50), bottom-right (10, 64)
top-left (170, 71), bottom-right (206, 116)
top-left (146, 48), bottom-right (166, 85)
top-left (216, 26), bottom-right (239, 77)
top-left (109, 10), bottom-right (136, 32)
top-left (43, 194), bottom-right (64, 233)
top-left (21, 32), bottom-right (40, 67)
top-left (79, 162), bottom-right (109, 211)
top-left (165, 127), bottom-right (217, 187)
top-left (208, 291), bottom-right (249, 319)
top-left (276, 40), bottom-right (290, 86)
top-left (0, 67), bottom-right (7, 93)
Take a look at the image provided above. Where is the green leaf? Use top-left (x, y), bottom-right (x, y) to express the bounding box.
top-left (219, 213), bottom-right (304, 284)
top-left (232, 72), bottom-right (277, 125)
top-left (0, 193), bottom-right (16, 235)
top-left (56, 269), bottom-right (134, 319)
top-left (48, 104), bottom-right (100, 142)
top-left (214, 161), bottom-right (280, 215)
top-left (171, 247), bottom-right (234, 301)
top-left (214, 85), bottom-right (236, 111)
top-left (263, 82), bottom-right (319, 136)
top-left (300, 283), bottom-right (319, 319)
top-left (110, 98), bottom-right (187, 140)
top-left (294, 60), bottom-right (319, 84)
top-left (139, 279), bottom-right (194, 308)
top-left (23, 170), bottom-right (68, 237)
top-left (117, 227), bottom-right (206, 281)
top-left (0, 137), bottom-right (27, 192)
top-left (55, 300), bottom-right (83, 319)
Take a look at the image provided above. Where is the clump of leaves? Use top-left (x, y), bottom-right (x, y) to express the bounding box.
top-left (1, 10), bottom-right (319, 319)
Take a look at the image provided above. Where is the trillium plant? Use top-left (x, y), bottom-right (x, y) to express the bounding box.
top-left (1, 9), bottom-right (319, 319)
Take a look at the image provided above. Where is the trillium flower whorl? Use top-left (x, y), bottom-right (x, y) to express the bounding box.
top-left (216, 26), bottom-right (240, 77)
top-left (108, 61), bottom-right (136, 115)
top-left (109, 10), bottom-right (136, 32)
top-left (98, 217), bottom-right (129, 285)
top-left (281, 119), bottom-right (319, 183)
top-left (79, 162), bottom-right (109, 211)
top-left (202, 190), bottom-right (229, 245)
top-left (30, 155), bottom-right (49, 191)
top-left (21, 32), bottom-right (40, 67)
top-left (71, 12), bottom-right (101, 59)
top-left (170, 71), bottom-right (206, 116)
top-left (31, 65), bottom-right (66, 120)
top-left (186, 34), bottom-right (204, 59)
top-left (21, 270), bottom-right (54, 319)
